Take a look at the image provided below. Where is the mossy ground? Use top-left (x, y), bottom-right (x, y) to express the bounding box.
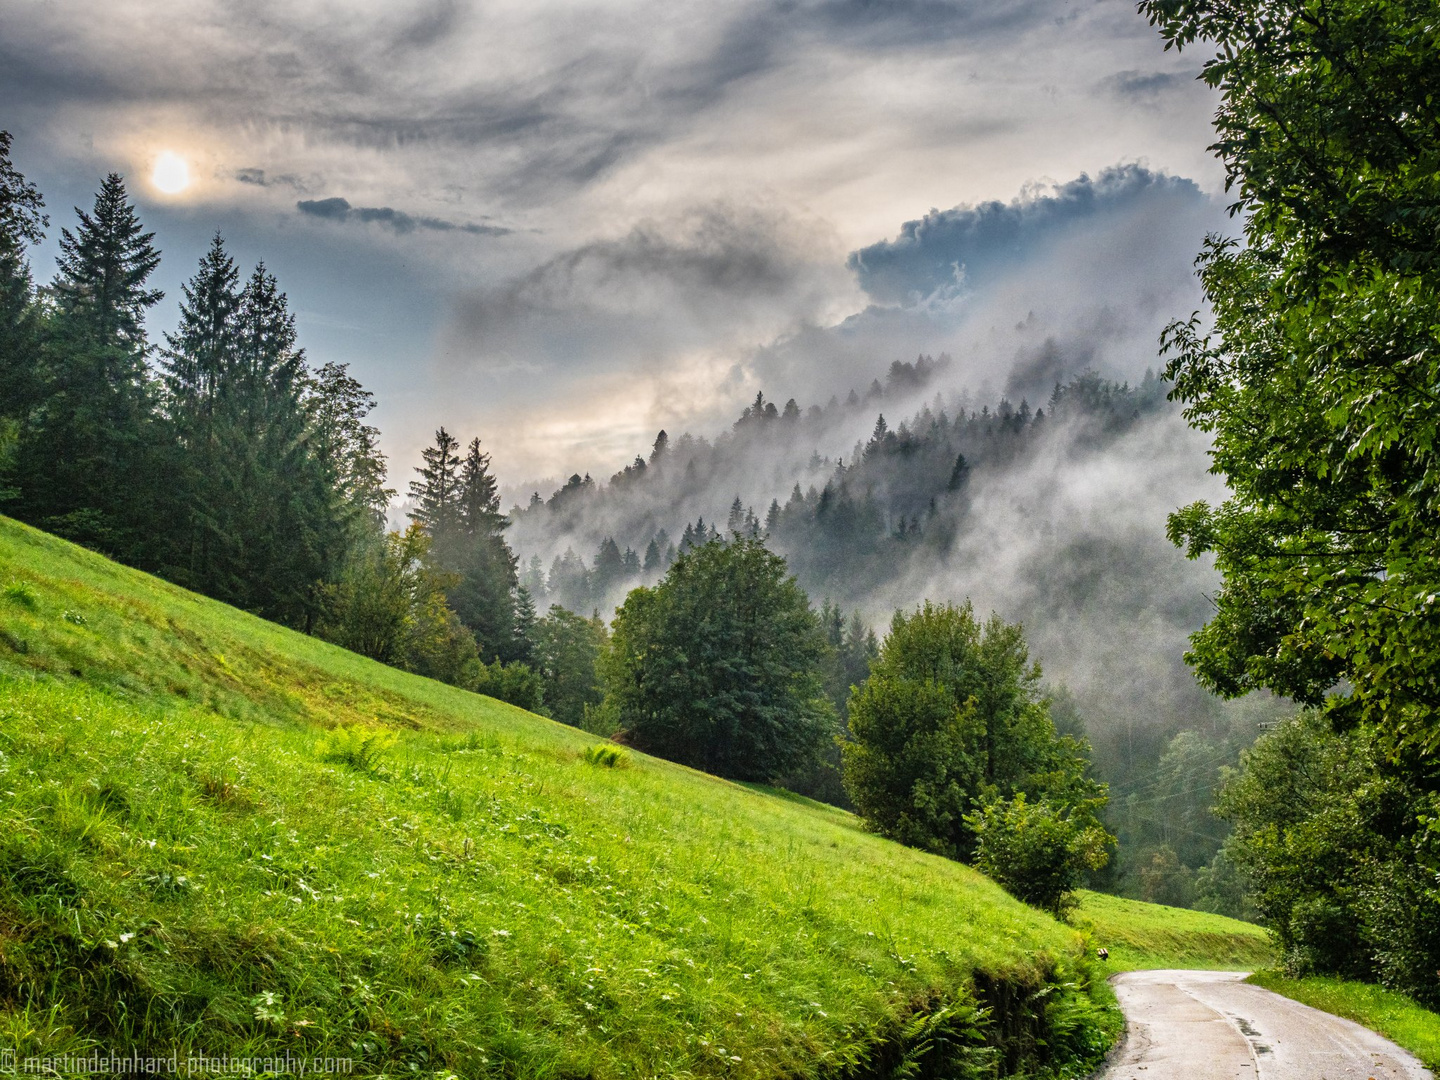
top-left (0, 516), bottom-right (1123, 1077)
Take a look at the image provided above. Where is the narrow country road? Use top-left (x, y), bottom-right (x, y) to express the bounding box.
top-left (1095, 970), bottom-right (1432, 1080)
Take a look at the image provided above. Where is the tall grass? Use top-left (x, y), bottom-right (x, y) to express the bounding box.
top-left (0, 515), bottom-right (1124, 1077)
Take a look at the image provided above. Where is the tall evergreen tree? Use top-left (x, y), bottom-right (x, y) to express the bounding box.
top-left (160, 245), bottom-right (339, 625)
top-left (408, 427), bottom-right (462, 547)
top-left (0, 132), bottom-right (46, 495)
top-left (305, 360), bottom-right (392, 534)
top-left (446, 437), bottom-right (520, 661)
top-left (19, 173), bottom-right (162, 554)
top-left (591, 536), bottom-right (624, 597)
top-left (162, 234), bottom-right (239, 427)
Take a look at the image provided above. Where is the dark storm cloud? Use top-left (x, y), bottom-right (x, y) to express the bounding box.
top-left (1103, 69), bottom-right (1185, 101)
top-left (0, 0), bottom-right (1107, 207)
top-left (846, 165), bottom-right (1206, 305)
top-left (235, 168), bottom-right (307, 191)
top-left (296, 197), bottom-right (511, 237)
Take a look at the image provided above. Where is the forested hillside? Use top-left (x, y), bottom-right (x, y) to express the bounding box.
top-left (498, 358), bottom-right (1284, 904)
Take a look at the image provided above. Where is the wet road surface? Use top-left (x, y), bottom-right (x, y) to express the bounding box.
top-left (1095, 969), bottom-right (1431, 1080)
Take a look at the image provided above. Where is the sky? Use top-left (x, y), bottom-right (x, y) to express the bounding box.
top-left (0, 0), bottom-right (1227, 487)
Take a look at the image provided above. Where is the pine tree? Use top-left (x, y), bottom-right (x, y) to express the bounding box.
top-left (727, 496), bottom-right (745, 533)
top-left (0, 131), bottom-right (46, 495)
top-left (592, 536), bottom-right (624, 596)
top-left (162, 235), bottom-right (239, 425)
top-left (161, 248), bottom-right (340, 626)
top-left (159, 242), bottom-right (244, 589)
top-left (229, 263), bottom-right (339, 625)
top-left (948, 452), bottom-right (971, 491)
top-left (19, 173), bottom-right (162, 555)
top-left (522, 554), bottom-right (548, 601)
top-left (511, 585), bottom-right (537, 664)
top-left (446, 437), bottom-right (521, 661)
top-left (306, 361), bottom-right (392, 533)
top-left (408, 428), bottom-right (463, 546)
top-left (643, 538), bottom-right (662, 573)
top-left (52, 174), bottom-right (162, 350)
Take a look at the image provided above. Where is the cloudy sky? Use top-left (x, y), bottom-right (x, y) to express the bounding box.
top-left (1, 0), bottom-right (1225, 485)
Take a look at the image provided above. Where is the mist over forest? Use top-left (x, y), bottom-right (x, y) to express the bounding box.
top-left (487, 167), bottom-right (1280, 815)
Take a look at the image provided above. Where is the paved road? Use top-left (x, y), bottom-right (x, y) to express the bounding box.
top-left (1095, 970), bottom-right (1432, 1080)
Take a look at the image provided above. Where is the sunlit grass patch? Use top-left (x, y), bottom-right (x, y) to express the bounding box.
top-left (0, 514), bottom-right (1133, 1077)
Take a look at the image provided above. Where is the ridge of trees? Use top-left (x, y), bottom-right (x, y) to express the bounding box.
top-left (512, 369), bottom-right (1171, 614)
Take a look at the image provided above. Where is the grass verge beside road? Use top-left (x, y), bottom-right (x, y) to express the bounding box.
top-left (1070, 891), bottom-right (1275, 972)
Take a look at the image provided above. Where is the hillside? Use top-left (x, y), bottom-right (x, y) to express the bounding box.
top-left (0, 515), bottom-right (1133, 1078)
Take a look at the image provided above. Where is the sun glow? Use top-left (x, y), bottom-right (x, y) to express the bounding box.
top-left (151, 152), bottom-right (191, 194)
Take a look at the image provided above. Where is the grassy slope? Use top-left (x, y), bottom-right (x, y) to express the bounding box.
top-left (1069, 892), bottom-right (1274, 972)
top-left (0, 515), bottom-right (1119, 1078)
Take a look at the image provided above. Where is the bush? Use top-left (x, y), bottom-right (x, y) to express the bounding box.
top-left (966, 794), bottom-right (1110, 916)
top-left (582, 743), bottom-right (629, 768)
top-left (469, 659), bottom-right (544, 713)
top-left (317, 725), bottom-right (397, 775)
top-left (3, 578), bottom-right (37, 609)
top-left (1217, 711), bottom-right (1440, 1004)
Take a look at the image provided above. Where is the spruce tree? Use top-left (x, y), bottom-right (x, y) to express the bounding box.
top-left (446, 437), bottom-right (520, 661)
top-left (230, 263), bottom-right (339, 625)
top-left (20, 173), bottom-right (162, 555)
top-left (408, 427), bottom-right (462, 548)
top-left (0, 131), bottom-right (46, 495)
top-left (52, 174), bottom-right (162, 351)
top-left (306, 360), bottom-right (392, 534)
top-left (162, 234), bottom-right (239, 424)
top-left (161, 247), bottom-right (339, 626)
top-left (592, 536), bottom-right (623, 597)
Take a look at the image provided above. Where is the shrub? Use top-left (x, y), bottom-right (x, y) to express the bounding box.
top-left (966, 794), bottom-right (1111, 916)
top-left (469, 659), bottom-right (544, 713)
top-left (3, 579), bottom-right (37, 609)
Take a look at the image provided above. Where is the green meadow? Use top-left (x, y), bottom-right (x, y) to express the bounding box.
top-left (0, 514), bottom-right (1268, 1077)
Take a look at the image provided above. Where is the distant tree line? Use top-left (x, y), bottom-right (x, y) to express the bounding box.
top-left (511, 371), bottom-right (1170, 617)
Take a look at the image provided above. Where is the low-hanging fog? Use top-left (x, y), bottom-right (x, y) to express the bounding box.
top-left (490, 164), bottom-right (1282, 768)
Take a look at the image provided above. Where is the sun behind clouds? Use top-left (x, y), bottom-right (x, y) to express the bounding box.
top-left (150, 151), bottom-right (190, 194)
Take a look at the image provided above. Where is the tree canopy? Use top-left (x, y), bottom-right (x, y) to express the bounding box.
top-left (600, 535), bottom-right (833, 781)
top-left (1142, 0), bottom-right (1440, 757)
top-left (841, 601), bottom-right (1105, 862)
